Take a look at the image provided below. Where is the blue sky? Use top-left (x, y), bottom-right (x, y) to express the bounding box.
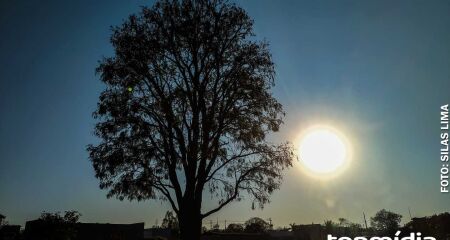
top-left (1, 0), bottom-right (449, 228)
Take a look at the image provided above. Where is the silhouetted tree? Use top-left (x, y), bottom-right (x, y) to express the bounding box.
top-left (0, 213), bottom-right (7, 226)
top-left (402, 212), bottom-right (450, 239)
top-left (370, 209), bottom-right (402, 235)
top-left (88, 0), bottom-right (293, 239)
top-left (323, 218), bottom-right (363, 237)
top-left (289, 223), bottom-right (296, 230)
top-left (225, 223), bottom-right (244, 233)
top-left (348, 222), bottom-right (363, 237)
top-left (324, 220), bottom-right (337, 234)
top-left (37, 211), bottom-right (81, 240)
top-left (244, 217), bottom-right (270, 233)
top-left (39, 211), bottom-right (81, 225)
top-left (161, 211), bottom-right (178, 230)
top-left (338, 218), bottom-right (350, 227)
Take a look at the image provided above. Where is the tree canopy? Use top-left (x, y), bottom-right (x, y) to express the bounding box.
top-left (38, 211), bottom-right (81, 224)
top-left (244, 217), bottom-right (270, 233)
top-left (35, 211), bottom-right (81, 240)
top-left (0, 214), bottom-right (7, 226)
top-left (370, 209), bottom-right (402, 235)
top-left (225, 223), bottom-right (244, 233)
top-left (88, 0), bottom-right (293, 239)
top-left (161, 211), bottom-right (179, 230)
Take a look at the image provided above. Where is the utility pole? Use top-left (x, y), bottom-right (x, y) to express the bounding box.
top-left (224, 220), bottom-right (227, 230)
top-left (363, 212), bottom-right (368, 229)
top-left (408, 207), bottom-right (412, 220)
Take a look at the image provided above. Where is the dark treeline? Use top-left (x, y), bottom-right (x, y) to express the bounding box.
top-left (1, 209), bottom-right (449, 240)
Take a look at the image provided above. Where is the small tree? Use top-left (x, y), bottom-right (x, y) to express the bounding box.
top-left (225, 223), bottom-right (244, 233)
top-left (338, 218), bottom-right (350, 227)
top-left (37, 211), bottom-right (81, 240)
top-left (370, 209), bottom-right (402, 235)
top-left (161, 211), bottom-right (178, 230)
top-left (324, 220), bottom-right (337, 233)
top-left (0, 214), bottom-right (8, 226)
top-left (348, 222), bottom-right (363, 237)
top-left (244, 217), bottom-right (270, 233)
top-left (39, 211), bottom-right (81, 224)
top-left (88, 0), bottom-right (294, 239)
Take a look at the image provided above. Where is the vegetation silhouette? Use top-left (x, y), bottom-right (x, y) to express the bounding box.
top-left (401, 212), bottom-right (450, 239)
top-left (370, 209), bottom-right (402, 235)
top-left (23, 211), bottom-right (81, 240)
top-left (0, 214), bottom-right (7, 226)
top-left (225, 223), bottom-right (244, 233)
top-left (161, 211), bottom-right (178, 230)
top-left (87, 0), bottom-right (294, 239)
top-left (5, 209), bottom-right (450, 239)
top-left (244, 217), bottom-right (271, 233)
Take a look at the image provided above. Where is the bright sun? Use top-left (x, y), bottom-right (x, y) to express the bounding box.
top-left (298, 126), bottom-right (350, 175)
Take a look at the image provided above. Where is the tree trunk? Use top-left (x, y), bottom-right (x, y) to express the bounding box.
top-left (178, 200), bottom-right (202, 240)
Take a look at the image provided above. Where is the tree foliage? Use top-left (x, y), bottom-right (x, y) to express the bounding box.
top-left (402, 212), bottom-right (450, 239)
top-left (161, 211), bottom-right (179, 230)
top-left (88, 0), bottom-right (293, 238)
top-left (39, 211), bottom-right (81, 224)
top-left (370, 209), bottom-right (402, 235)
top-left (338, 218), bottom-right (350, 227)
top-left (225, 223), bottom-right (244, 233)
top-left (0, 213), bottom-right (7, 226)
top-left (88, 0), bottom-right (292, 210)
top-left (244, 217), bottom-right (270, 233)
top-left (324, 220), bottom-right (337, 233)
top-left (36, 211), bottom-right (81, 240)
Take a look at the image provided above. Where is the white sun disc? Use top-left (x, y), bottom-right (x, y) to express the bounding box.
top-left (299, 127), bottom-right (349, 174)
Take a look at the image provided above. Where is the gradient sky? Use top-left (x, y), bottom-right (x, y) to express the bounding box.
top-left (1, 0), bottom-right (449, 228)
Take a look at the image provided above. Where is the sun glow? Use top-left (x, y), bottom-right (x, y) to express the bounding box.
top-left (298, 125), bottom-right (351, 177)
